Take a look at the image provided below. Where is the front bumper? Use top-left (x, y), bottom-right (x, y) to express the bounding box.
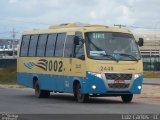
top-left (81, 72), bottom-right (143, 95)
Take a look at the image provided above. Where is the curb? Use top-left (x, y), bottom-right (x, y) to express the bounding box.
top-left (143, 83), bottom-right (160, 85)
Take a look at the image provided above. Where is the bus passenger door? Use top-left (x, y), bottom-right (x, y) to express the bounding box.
top-left (63, 32), bottom-right (86, 92)
top-left (71, 32), bottom-right (86, 78)
top-left (63, 33), bottom-right (75, 92)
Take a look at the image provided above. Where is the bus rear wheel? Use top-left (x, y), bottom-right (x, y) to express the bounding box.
top-left (35, 81), bottom-right (50, 98)
top-left (121, 94), bottom-right (133, 103)
top-left (75, 83), bottom-right (89, 103)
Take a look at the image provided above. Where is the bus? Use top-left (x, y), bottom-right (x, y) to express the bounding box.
top-left (17, 23), bottom-right (144, 103)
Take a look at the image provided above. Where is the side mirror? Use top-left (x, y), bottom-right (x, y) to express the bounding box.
top-left (78, 55), bottom-right (85, 60)
top-left (74, 36), bottom-right (80, 45)
top-left (137, 38), bottom-right (144, 47)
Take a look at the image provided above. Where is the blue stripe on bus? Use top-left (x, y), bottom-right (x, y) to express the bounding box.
top-left (17, 72), bottom-right (143, 94)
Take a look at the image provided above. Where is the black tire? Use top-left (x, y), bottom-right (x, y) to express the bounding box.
top-left (75, 83), bottom-right (89, 103)
top-left (121, 94), bottom-right (133, 103)
top-left (35, 81), bottom-right (50, 98)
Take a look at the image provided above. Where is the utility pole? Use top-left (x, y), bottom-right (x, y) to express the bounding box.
top-left (10, 28), bottom-right (18, 58)
top-left (114, 24), bottom-right (126, 28)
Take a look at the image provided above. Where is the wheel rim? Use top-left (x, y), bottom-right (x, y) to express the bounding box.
top-left (35, 84), bottom-right (40, 96)
top-left (76, 84), bottom-right (84, 101)
top-left (77, 87), bottom-right (83, 100)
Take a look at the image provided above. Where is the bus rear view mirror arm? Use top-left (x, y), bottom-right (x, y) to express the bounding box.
top-left (74, 36), bottom-right (80, 45)
top-left (137, 38), bottom-right (144, 47)
top-left (74, 36), bottom-right (84, 45)
top-left (78, 55), bottom-right (85, 60)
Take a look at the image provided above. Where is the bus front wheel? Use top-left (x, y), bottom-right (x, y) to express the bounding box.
top-left (121, 94), bottom-right (133, 103)
top-left (35, 81), bottom-right (50, 98)
top-left (75, 83), bottom-right (89, 103)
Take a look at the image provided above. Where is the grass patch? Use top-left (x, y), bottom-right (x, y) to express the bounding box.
top-left (0, 66), bottom-right (16, 84)
top-left (143, 71), bottom-right (160, 78)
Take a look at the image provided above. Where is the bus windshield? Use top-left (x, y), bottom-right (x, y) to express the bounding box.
top-left (85, 32), bottom-right (141, 61)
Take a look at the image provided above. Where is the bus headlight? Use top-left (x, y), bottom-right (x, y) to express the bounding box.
top-left (96, 74), bottom-right (102, 79)
top-left (88, 72), bottom-right (102, 79)
top-left (133, 73), bottom-right (142, 80)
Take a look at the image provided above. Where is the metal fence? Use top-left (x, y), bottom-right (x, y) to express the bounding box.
top-left (0, 59), bottom-right (17, 68)
top-left (142, 55), bottom-right (160, 71)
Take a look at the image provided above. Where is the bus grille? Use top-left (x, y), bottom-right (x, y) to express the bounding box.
top-left (105, 73), bottom-right (132, 80)
top-left (108, 83), bottom-right (130, 89)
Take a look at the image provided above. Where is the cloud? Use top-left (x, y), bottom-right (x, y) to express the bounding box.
top-left (89, 11), bottom-right (97, 19)
top-left (9, 0), bottom-right (19, 4)
top-left (0, 0), bottom-right (160, 38)
top-left (114, 5), bottom-right (135, 25)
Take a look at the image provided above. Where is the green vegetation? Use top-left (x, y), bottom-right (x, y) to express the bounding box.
top-left (143, 71), bottom-right (160, 78)
top-left (0, 66), bottom-right (16, 84)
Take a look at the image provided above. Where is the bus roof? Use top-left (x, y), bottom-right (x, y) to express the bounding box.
top-left (22, 23), bottom-right (132, 35)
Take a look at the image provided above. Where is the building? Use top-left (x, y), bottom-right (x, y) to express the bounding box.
top-left (0, 39), bottom-right (19, 59)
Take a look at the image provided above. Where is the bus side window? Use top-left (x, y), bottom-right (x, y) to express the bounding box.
top-left (64, 35), bottom-right (74, 58)
top-left (37, 34), bottom-right (47, 57)
top-left (74, 32), bottom-right (85, 59)
top-left (45, 34), bottom-right (57, 57)
top-left (28, 35), bottom-right (39, 56)
top-left (20, 35), bottom-right (30, 56)
top-left (55, 33), bottom-right (66, 57)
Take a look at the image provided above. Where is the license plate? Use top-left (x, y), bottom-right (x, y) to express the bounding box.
top-left (114, 80), bottom-right (125, 83)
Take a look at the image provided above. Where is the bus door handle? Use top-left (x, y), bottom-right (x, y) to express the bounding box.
top-left (63, 68), bottom-right (71, 71)
top-left (69, 58), bottom-right (72, 64)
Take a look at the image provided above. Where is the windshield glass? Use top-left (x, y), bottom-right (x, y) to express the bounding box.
top-left (85, 32), bottom-right (141, 61)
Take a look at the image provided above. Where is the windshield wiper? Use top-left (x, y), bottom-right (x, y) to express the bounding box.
top-left (91, 52), bottom-right (117, 61)
top-left (100, 53), bottom-right (118, 61)
top-left (118, 53), bottom-right (138, 61)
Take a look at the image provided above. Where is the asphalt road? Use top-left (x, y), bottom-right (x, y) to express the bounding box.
top-left (144, 78), bottom-right (160, 85)
top-left (0, 86), bottom-right (160, 115)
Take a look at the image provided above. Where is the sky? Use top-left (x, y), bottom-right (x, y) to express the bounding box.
top-left (0, 0), bottom-right (160, 39)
